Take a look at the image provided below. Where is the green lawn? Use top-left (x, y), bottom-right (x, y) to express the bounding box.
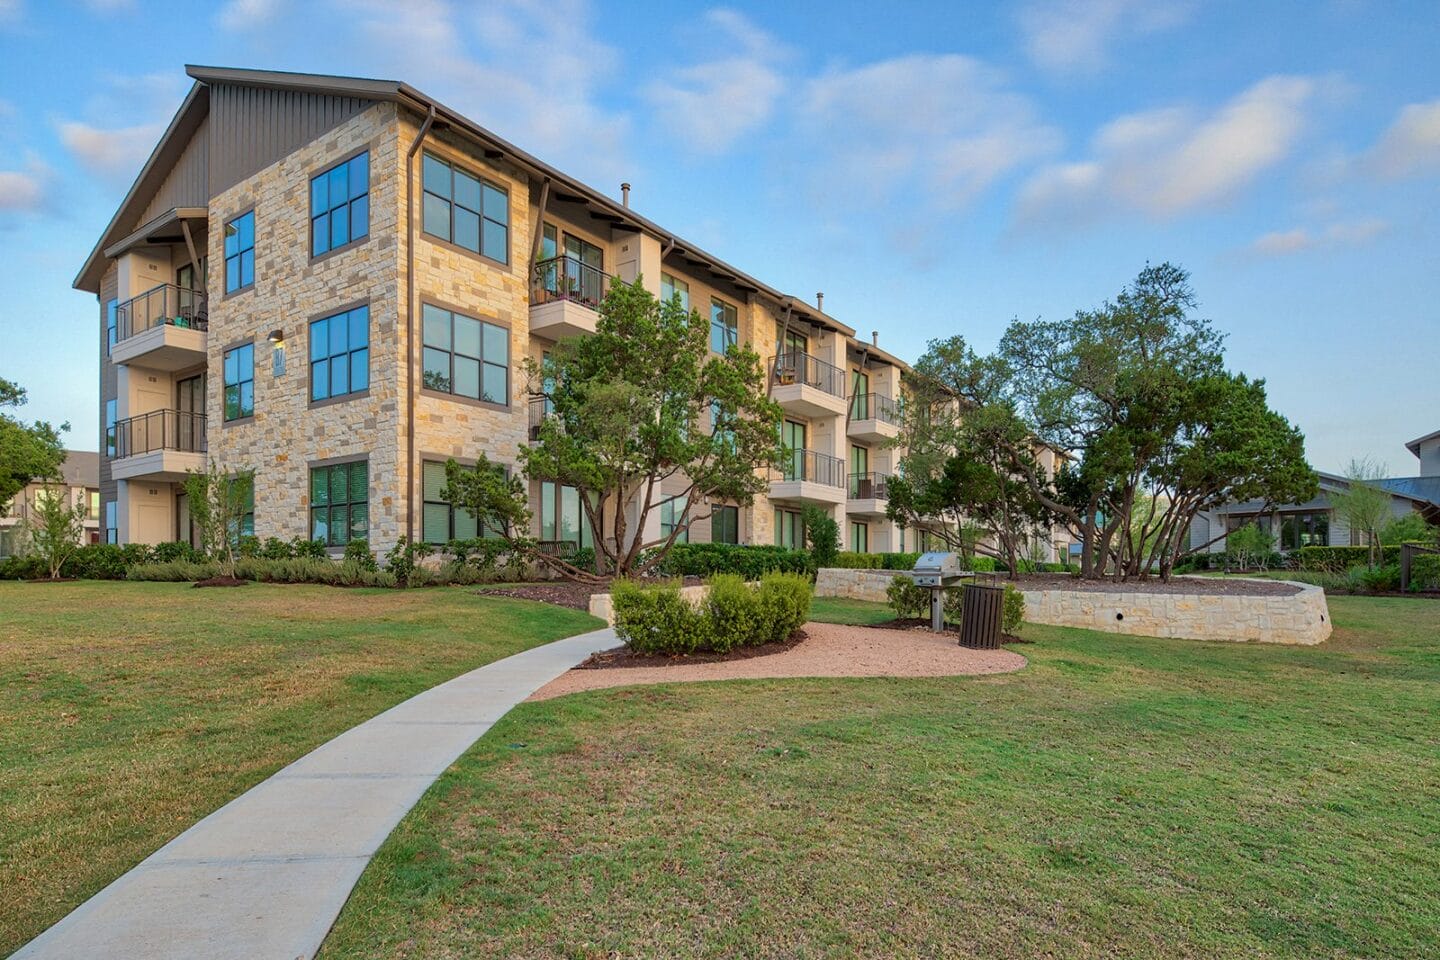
top-left (320, 595), bottom-right (1440, 959)
top-left (0, 581), bottom-right (600, 956)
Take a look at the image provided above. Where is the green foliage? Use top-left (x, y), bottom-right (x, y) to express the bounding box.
top-left (126, 560), bottom-right (220, 582)
top-left (0, 554), bottom-right (46, 580)
top-left (611, 572), bottom-right (813, 655)
top-left (183, 463), bottom-right (254, 579)
top-left (1328, 458), bottom-right (1395, 567)
top-left (1295, 545), bottom-right (1401, 572)
top-left (0, 377), bottom-right (67, 514)
top-left (344, 538), bottom-right (378, 571)
top-left (125, 556), bottom-right (401, 588)
top-left (1409, 554), bottom-right (1440, 591)
top-left (1003, 583), bottom-right (1026, 635)
top-left (656, 543), bottom-right (814, 578)
top-left (1380, 512), bottom-right (1437, 546)
top-left (801, 505), bottom-right (840, 568)
top-left (834, 552), bottom-right (884, 569)
top-left (149, 540), bottom-right (204, 564)
top-left (967, 555), bottom-right (997, 572)
top-left (444, 537), bottom-right (529, 582)
top-left (1225, 523), bottom-right (1275, 571)
top-left (293, 538), bottom-right (328, 559)
top-left (886, 576), bottom-right (930, 620)
top-left (383, 536), bottom-right (433, 587)
top-left (25, 484), bottom-right (87, 579)
top-left (1355, 564), bottom-right (1401, 593)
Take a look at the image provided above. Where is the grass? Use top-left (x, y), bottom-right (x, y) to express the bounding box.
top-left (0, 580), bottom-right (600, 956)
top-left (319, 595), bottom-right (1440, 959)
top-left (808, 595), bottom-right (898, 625)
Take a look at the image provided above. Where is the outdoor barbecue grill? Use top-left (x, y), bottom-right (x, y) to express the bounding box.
top-left (909, 552), bottom-right (969, 632)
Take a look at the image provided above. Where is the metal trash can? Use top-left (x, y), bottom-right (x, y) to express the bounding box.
top-left (958, 582), bottom-right (1004, 649)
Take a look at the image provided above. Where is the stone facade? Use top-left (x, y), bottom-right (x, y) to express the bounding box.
top-left (814, 567), bottom-right (904, 602)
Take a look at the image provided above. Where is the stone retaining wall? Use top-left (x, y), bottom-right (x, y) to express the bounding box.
top-left (588, 583), bottom-right (713, 626)
top-left (814, 568), bottom-right (1332, 645)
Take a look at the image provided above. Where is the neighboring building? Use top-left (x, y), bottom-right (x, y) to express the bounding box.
top-left (77, 65), bottom-right (942, 558)
top-left (1189, 430), bottom-right (1440, 553)
top-left (0, 450), bottom-right (101, 557)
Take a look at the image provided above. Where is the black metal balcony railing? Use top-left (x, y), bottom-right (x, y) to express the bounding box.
top-left (531, 255), bottom-right (610, 310)
top-left (116, 284), bottom-right (208, 342)
top-left (114, 409), bottom-right (207, 459)
top-left (776, 448), bottom-right (846, 488)
top-left (770, 352), bottom-right (846, 399)
top-left (849, 392), bottom-right (901, 425)
top-left (848, 472), bottom-right (891, 500)
top-left (528, 395), bottom-right (554, 440)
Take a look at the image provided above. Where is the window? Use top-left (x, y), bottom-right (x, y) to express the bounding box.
top-left (539, 481), bottom-right (592, 549)
top-left (712, 504), bottom-right (739, 544)
top-left (778, 324), bottom-right (807, 357)
top-left (421, 460), bottom-right (497, 543)
top-left (851, 371), bottom-right (870, 419)
top-left (849, 520), bottom-right (869, 553)
top-left (711, 298), bottom-right (737, 355)
top-left (230, 475), bottom-right (255, 540)
top-left (422, 304), bottom-right (509, 405)
top-left (310, 306), bottom-right (370, 401)
top-left (1279, 512), bottom-right (1329, 550)
top-left (105, 299), bottom-right (117, 353)
top-left (104, 501), bottom-right (117, 544)
top-left (422, 152), bottom-right (508, 263)
top-left (661, 273), bottom-right (690, 312)
top-left (780, 420), bottom-right (806, 480)
top-left (310, 461), bottom-right (367, 546)
top-left (223, 343), bottom-right (255, 421)
top-left (224, 211), bottom-right (255, 293)
top-left (774, 507), bottom-right (804, 549)
top-left (88, 490), bottom-right (99, 519)
top-left (660, 496), bottom-right (689, 544)
top-left (104, 399), bottom-right (117, 457)
top-left (311, 151), bottom-right (369, 256)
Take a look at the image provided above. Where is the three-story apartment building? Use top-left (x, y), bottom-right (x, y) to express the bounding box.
top-left (78, 66), bottom-right (922, 558)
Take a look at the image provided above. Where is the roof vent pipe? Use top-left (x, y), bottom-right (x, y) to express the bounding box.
top-left (872, 330), bottom-right (878, 347)
top-left (621, 182), bottom-right (631, 207)
top-left (816, 291), bottom-right (824, 311)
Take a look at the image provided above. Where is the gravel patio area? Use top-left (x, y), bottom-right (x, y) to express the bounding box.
top-left (529, 621), bottom-right (1026, 701)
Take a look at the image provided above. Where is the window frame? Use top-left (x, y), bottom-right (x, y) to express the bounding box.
top-left (223, 208), bottom-right (256, 295)
top-left (419, 301), bottom-right (511, 409)
top-left (222, 341), bottom-right (256, 423)
top-left (712, 504), bottom-right (740, 544)
top-left (710, 297), bottom-right (738, 355)
top-left (538, 480), bottom-right (593, 549)
top-left (308, 303), bottom-right (371, 406)
top-left (774, 507), bottom-right (805, 549)
top-left (661, 272), bottom-right (691, 313)
top-left (420, 458), bottom-right (505, 544)
top-left (849, 520), bottom-right (869, 553)
top-left (420, 150), bottom-right (511, 267)
top-left (105, 298), bottom-right (117, 354)
top-left (104, 500), bottom-right (117, 544)
top-left (104, 398), bottom-right (117, 457)
top-left (309, 149), bottom-right (371, 260)
top-left (308, 459), bottom-right (369, 547)
top-left (660, 495), bottom-right (689, 544)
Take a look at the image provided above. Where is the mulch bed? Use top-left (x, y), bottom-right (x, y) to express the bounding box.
top-left (573, 631), bottom-right (807, 670)
top-left (1013, 573), bottom-right (1301, 596)
top-left (477, 577), bottom-right (702, 611)
top-left (193, 577), bottom-right (247, 588)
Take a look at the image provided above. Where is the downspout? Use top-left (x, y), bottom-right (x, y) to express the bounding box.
top-left (767, 302), bottom-right (793, 399)
top-left (404, 104), bottom-right (437, 546)
top-left (528, 177), bottom-right (551, 265)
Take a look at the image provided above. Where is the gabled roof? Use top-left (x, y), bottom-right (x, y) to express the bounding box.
top-left (1378, 476), bottom-right (1440, 507)
top-left (58, 450), bottom-right (99, 488)
top-left (1406, 429), bottom-right (1440, 457)
top-left (76, 65), bottom-right (856, 339)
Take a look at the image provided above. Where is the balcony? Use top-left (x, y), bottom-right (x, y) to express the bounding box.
top-left (847, 471), bottom-right (891, 516)
top-left (528, 395), bottom-right (555, 441)
top-left (110, 284), bottom-right (208, 371)
top-left (530, 255), bottom-right (609, 340)
top-left (111, 409), bottom-right (207, 481)
top-left (769, 448), bottom-right (847, 505)
top-left (847, 392), bottom-right (901, 443)
top-left (769, 353), bottom-right (848, 418)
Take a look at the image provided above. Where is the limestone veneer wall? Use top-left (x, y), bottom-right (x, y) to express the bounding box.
top-left (814, 569), bottom-right (1332, 645)
top-left (588, 582), bottom-right (714, 626)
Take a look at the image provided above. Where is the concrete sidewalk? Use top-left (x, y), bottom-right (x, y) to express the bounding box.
top-left (12, 627), bottom-right (617, 960)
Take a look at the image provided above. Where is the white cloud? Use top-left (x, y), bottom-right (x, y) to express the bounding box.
top-left (0, 0), bottom-right (21, 25)
top-left (799, 54), bottom-right (1061, 210)
top-left (0, 170), bottom-right (43, 210)
top-left (1367, 99), bottom-right (1440, 179)
top-left (643, 9), bottom-right (788, 154)
top-left (1017, 74), bottom-right (1316, 226)
top-left (1018, 0), bottom-right (1193, 73)
top-left (58, 121), bottom-right (163, 180)
top-left (217, 0), bottom-right (283, 31)
top-left (1250, 218), bottom-right (1387, 256)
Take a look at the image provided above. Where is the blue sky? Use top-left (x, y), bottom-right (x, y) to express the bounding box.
top-left (1, 0), bottom-right (1436, 475)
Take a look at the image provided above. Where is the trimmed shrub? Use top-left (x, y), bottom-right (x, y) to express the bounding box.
top-left (881, 552), bottom-right (921, 571)
top-left (293, 538), bottom-right (328, 559)
top-left (149, 541), bottom-right (204, 564)
top-left (127, 560), bottom-right (220, 581)
top-left (1003, 584), bottom-right (1025, 635)
top-left (967, 555), bottom-right (996, 572)
top-left (1356, 563), bottom-right (1400, 593)
top-left (835, 551), bottom-right (885, 569)
top-left (612, 572), bottom-right (813, 655)
top-left (259, 537), bottom-right (295, 560)
top-left (236, 535), bottom-right (262, 558)
top-left (801, 505), bottom-right (840, 569)
top-left (657, 543), bottom-right (814, 579)
top-left (60, 544), bottom-right (129, 580)
top-left (1295, 545), bottom-right (1400, 572)
top-left (1409, 554), bottom-right (1440, 591)
top-left (344, 538), bottom-right (378, 571)
top-left (886, 576), bottom-right (929, 620)
top-left (0, 554), bottom-right (47, 580)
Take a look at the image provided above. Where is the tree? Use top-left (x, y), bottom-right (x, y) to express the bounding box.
top-left (26, 482), bottom-right (87, 579)
top-left (1328, 458), bottom-right (1394, 567)
top-left (183, 462), bottom-right (254, 580)
top-left (448, 277), bottom-right (784, 581)
top-left (801, 504), bottom-right (839, 567)
top-left (1380, 511), bottom-right (1437, 546)
top-left (0, 377), bottom-right (67, 514)
top-left (1226, 522), bottom-right (1274, 572)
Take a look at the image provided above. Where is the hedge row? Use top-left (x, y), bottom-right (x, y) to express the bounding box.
top-left (832, 551), bottom-right (923, 570)
top-left (655, 543), bottom-right (815, 578)
top-left (611, 572), bottom-right (813, 655)
top-left (1410, 554), bottom-right (1440, 591)
top-left (1294, 545), bottom-right (1402, 572)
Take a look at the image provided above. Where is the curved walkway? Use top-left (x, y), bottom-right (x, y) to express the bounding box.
top-left (12, 627), bottom-right (618, 960)
top-left (532, 621), bottom-right (1027, 700)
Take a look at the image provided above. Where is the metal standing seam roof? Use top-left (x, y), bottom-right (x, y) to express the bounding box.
top-left (76, 65), bottom-right (879, 351)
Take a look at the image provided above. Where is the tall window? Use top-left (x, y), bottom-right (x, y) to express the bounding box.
top-left (774, 507), bottom-right (804, 549)
top-left (311, 151), bottom-right (369, 256)
top-left (421, 460), bottom-right (494, 543)
top-left (661, 273), bottom-right (690, 312)
top-left (422, 153), bottom-right (509, 263)
top-left (104, 501), bottom-right (117, 544)
top-left (711, 298), bottom-right (737, 355)
top-left (310, 461), bottom-right (367, 546)
top-left (310, 306), bottom-right (370, 401)
top-left (88, 490), bottom-right (99, 519)
top-left (105, 299), bottom-right (117, 353)
top-left (780, 420), bottom-right (806, 480)
top-left (421, 304), bottom-right (509, 405)
top-left (104, 399), bottom-right (116, 457)
top-left (224, 211), bottom-right (255, 293)
top-left (850, 370), bottom-right (870, 419)
top-left (712, 504), bottom-right (739, 544)
top-left (540, 481), bottom-right (592, 549)
top-left (660, 496), bottom-right (689, 544)
top-left (778, 324), bottom-right (808, 356)
top-left (849, 520), bottom-right (869, 553)
top-left (223, 343), bottom-right (254, 421)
